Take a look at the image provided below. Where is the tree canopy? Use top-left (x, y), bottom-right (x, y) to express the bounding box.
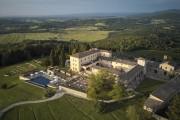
top-left (167, 94), bottom-right (180, 120)
top-left (87, 70), bottom-right (125, 100)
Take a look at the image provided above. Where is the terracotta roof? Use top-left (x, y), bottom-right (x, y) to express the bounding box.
top-left (71, 49), bottom-right (100, 58)
top-left (144, 98), bottom-right (163, 111)
top-left (144, 75), bottom-right (180, 112)
top-left (99, 56), bottom-right (137, 66)
top-left (152, 75), bottom-right (180, 101)
top-left (92, 66), bottom-right (125, 75)
top-left (121, 65), bottom-right (143, 80)
top-left (100, 50), bottom-right (111, 53)
top-left (70, 49), bottom-right (112, 58)
top-left (114, 59), bottom-right (137, 66)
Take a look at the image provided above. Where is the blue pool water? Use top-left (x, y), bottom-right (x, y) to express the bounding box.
top-left (28, 76), bottom-right (50, 87)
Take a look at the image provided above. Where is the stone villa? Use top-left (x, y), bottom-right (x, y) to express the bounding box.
top-left (70, 48), bottom-right (144, 90)
top-left (70, 49), bottom-right (180, 114)
top-left (20, 47), bottom-right (180, 119)
top-left (70, 48), bottom-right (112, 72)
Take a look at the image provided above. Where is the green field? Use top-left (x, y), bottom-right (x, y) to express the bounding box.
top-left (59, 30), bottom-right (110, 42)
top-left (1, 78), bottom-right (164, 120)
top-left (0, 30), bottom-right (111, 43)
top-left (0, 60), bottom-right (45, 109)
top-left (65, 26), bottom-right (99, 31)
top-left (1, 95), bottom-right (153, 120)
top-left (136, 78), bottom-right (165, 94)
top-left (127, 50), bottom-right (180, 61)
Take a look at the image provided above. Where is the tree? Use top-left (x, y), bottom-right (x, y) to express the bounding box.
top-left (59, 46), bottom-right (66, 67)
top-left (87, 70), bottom-right (126, 113)
top-left (87, 70), bottom-right (125, 100)
top-left (71, 48), bottom-right (77, 54)
top-left (45, 88), bottom-right (56, 98)
top-left (167, 94), bottom-right (180, 120)
top-left (49, 50), bottom-right (55, 66)
top-left (49, 45), bottom-right (66, 67)
top-left (41, 57), bottom-right (50, 67)
top-left (109, 83), bottom-right (125, 100)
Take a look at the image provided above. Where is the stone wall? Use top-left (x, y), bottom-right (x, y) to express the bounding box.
top-left (145, 61), bottom-right (174, 81)
top-left (19, 76), bottom-right (30, 81)
top-left (61, 86), bottom-right (88, 99)
top-left (152, 113), bottom-right (168, 120)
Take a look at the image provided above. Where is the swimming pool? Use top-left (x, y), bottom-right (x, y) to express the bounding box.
top-left (28, 76), bottom-right (50, 88)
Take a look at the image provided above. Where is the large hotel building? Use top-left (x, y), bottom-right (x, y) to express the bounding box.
top-left (70, 48), bottom-right (112, 72)
top-left (70, 48), bottom-right (145, 90)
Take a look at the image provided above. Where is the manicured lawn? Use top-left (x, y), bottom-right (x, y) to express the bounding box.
top-left (1, 95), bottom-right (154, 120)
top-left (0, 60), bottom-right (46, 109)
top-left (136, 78), bottom-right (165, 94)
top-left (0, 30), bottom-right (111, 43)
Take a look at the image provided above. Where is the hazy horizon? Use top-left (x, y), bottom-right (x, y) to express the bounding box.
top-left (0, 0), bottom-right (180, 17)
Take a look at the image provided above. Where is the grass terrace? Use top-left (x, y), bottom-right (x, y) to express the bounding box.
top-left (1, 95), bottom-right (155, 120)
top-left (0, 60), bottom-right (46, 109)
top-left (1, 77), bottom-right (165, 120)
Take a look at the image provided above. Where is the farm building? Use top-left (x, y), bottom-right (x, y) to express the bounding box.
top-left (144, 75), bottom-right (180, 112)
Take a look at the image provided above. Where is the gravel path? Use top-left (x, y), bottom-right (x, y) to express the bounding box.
top-left (0, 92), bottom-right (64, 119)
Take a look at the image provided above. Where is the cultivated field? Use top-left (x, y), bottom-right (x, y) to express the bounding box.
top-left (59, 30), bottom-right (110, 42)
top-left (0, 30), bottom-right (111, 44)
top-left (0, 60), bottom-right (45, 109)
top-left (65, 26), bottom-right (99, 31)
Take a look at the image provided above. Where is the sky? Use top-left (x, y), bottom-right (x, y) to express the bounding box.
top-left (0, 0), bottom-right (180, 17)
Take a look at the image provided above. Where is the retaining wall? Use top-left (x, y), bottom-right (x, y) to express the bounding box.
top-left (61, 86), bottom-right (88, 99)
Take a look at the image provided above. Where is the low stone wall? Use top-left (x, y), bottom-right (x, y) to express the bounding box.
top-left (152, 113), bottom-right (168, 120)
top-left (61, 86), bottom-right (88, 100)
top-left (61, 86), bottom-right (136, 103)
top-left (25, 81), bottom-right (45, 89)
top-left (19, 76), bottom-right (30, 81)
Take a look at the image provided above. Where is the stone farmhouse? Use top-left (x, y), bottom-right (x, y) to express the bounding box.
top-left (159, 61), bottom-right (177, 72)
top-left (144, 75), bottom-right (180, 112)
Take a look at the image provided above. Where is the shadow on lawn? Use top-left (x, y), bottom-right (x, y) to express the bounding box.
top-left (1, 83), bottom-right (18, 90)
top-left (100, 95), bottom-right (144, 113)
top-left (7, 84), bottom-right (18, 89)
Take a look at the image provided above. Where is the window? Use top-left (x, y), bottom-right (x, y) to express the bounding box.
top-left (164, 71), bottom-right (167, 76)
